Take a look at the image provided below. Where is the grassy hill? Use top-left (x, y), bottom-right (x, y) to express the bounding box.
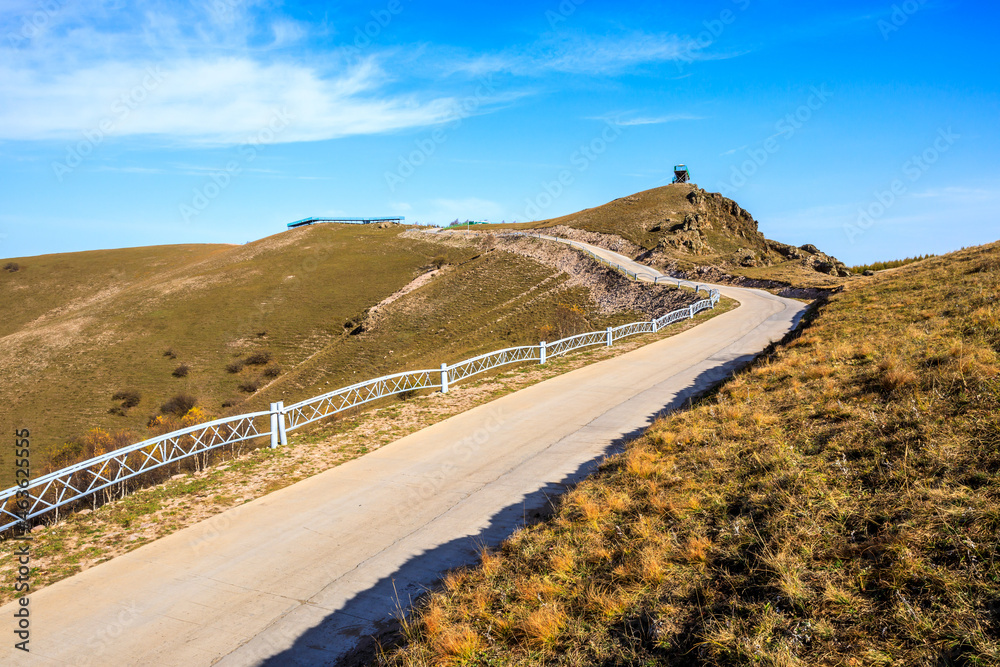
top-left (383, 241), bottom-right (1000, 666)
top-left (498, 183), bottom-right (851, 289)
top-left (0, 224), bottom-right (671, 486)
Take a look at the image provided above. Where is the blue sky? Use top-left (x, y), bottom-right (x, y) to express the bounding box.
top-left (1, 0), bottom-right (997, 265)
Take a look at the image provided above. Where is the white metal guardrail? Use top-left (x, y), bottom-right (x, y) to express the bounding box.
top-left (0, 262), bottom-right (720, 533)
top-left (283, 369), bottom-right (440, 431)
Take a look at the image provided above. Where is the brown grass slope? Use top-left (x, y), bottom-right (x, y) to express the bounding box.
top-left (0, 225), bottom-right (690, 487)
top-left (0, 226), bottom-right (479, 484)
top-left (498, 183), bottom-right (850, 289)
top-left (382, 241), bottom-right (1000, 666)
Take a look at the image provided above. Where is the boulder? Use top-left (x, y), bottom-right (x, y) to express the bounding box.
top-left (799, 244), bottom-right (821, 255)
top-left (766, 239), bottom-right (804, 260)
top-left (737, 248), bottom-right (759, 267)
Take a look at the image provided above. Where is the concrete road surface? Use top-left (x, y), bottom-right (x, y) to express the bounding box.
top-left (2, 240), bottom-right (807, 666)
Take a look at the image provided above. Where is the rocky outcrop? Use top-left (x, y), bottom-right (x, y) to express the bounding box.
top-left (802, 251), bottom-right (851, 277)
top-left (736, 248), bottom-right (759, 267)
top-left (658, 228), bottom-right (708, 254)
top-left (687, 189), bottom-right (762, 242)
top-left (766, 239), bottom-right (805, 260)
top-left (767, 239), bottom-right (850, 277)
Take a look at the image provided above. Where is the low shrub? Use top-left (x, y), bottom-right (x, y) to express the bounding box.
top-left (238, 380), bottom-right (260, 394)
top-left (226, 359), bottom-right (245, 374)
top-left (160, 393), bottom-right (197, 417)
top-left (3, 262), bottom-right (20, 273)
top-left (245, 351), bottom-right (272, 366)
top-left (263, 365), bottom-right (282, 379)
top-left (163, 348), bottom-right (177, 359)
top-left (172, 364), bottom-right (190, 378)
top-left (112, 389), bottom-right (142, 409)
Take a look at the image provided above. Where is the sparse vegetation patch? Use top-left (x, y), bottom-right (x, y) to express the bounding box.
top-left (383, 242), bottom-right (1000, 666)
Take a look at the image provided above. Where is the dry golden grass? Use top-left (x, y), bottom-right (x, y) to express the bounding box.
top-left (382, 241), bottom-right (1000, 666)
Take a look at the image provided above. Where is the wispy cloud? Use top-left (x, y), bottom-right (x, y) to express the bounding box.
top-left (0, 2), bottom-right (484, 145)
top-left (910, 186), bottom-right (1000, 201)
top-left (611, 114), bottom-right (704, 126)
top-left (0, 4), bottom-right (738, 147)
top-left (0, 54), bottom-right (468, 145)
top-left (440, 31), bottom-right (720, 78)
top-left (588, 111), bottom-right (703, 126)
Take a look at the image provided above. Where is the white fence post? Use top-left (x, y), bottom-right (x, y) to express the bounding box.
top-left (540, 341), bottom-right (547, 364)
top-left (689, 305), bottom-right (695, 319)
top-left (277, 401), bottom-right (288, 447)
top-left (652, 319), bottom-right (658, 333)
top-left (606, 326), bottom-right (613, 347)
top-left (440, 363), bottom-right (449, 394)
top-left (269, 403), bottom-right (279, 449)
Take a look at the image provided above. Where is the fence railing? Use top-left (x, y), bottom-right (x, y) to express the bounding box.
top-left (283, 369), bottom-right (440, 431)
top-left (0, 263), bottom-right (721, 533)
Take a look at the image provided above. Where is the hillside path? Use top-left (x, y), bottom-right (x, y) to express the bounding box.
top-left (2, 239), bottom-right (807, 666)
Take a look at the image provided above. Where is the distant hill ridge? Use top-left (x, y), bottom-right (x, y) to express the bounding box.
top-left (510, 183), bottom-right (851, 283)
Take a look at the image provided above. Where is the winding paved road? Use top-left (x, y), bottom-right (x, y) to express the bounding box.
top-left (3, 239), bottom-right (806, 666)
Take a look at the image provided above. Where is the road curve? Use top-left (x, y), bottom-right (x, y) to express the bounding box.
top-left (2, 240), bottom-right (807, 666)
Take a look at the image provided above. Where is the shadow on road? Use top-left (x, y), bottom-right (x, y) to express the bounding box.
top-left (254, 348), bottom-right (764, 666)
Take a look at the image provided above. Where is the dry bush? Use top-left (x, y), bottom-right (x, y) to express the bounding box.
top-left (172, 364), bottom-right (190, 378)
top-left (112, 389), bottom-right (142, 408)
top-left (3, 262), bottom-right (20, 272)
top-left (245, 351), bottom-right (272, 366)
top-left (238, 379), bottom-right (261, 394)
top-left (160, 393), bottom-right (197, 416)
top-left (262, 365), bottom-right (282, 379)
top-left (226, 359), bottom-right (245, 374)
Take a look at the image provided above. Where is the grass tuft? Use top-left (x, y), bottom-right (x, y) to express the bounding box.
top-left (382, 241), bottom-right (1000, 666)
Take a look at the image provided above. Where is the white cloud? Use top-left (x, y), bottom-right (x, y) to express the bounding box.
top-left (910, 186), bottom-right (1000, 201)
top-left (0, 2), bottom-right (483, 146)
top-left (441, 32), bottom-right (720, 78)
top-left (0, 4), bottom-right (734, 147)
top-left (612, 114), bottom-right (703, 126)
top-left (0, 56), bottom-right (465, 144)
